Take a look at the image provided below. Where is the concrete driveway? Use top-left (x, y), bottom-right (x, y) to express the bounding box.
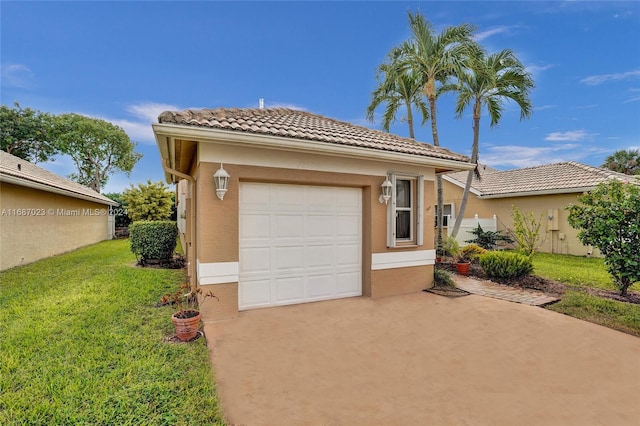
top-left (204, 292), bottom-right (640, 426)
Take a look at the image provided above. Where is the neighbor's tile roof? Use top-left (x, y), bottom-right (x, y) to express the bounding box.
top-left (446, 161), bottom-right (635, 197)
top-left (0, 150), bottom-right (117, 205)
top-left (157, 108), bottom-right (470, 163)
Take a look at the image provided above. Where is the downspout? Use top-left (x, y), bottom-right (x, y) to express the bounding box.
top-left (162, 159), bottom-right (198, 293)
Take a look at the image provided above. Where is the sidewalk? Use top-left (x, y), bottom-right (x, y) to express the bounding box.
top-left (453, 274), bottom-right (560, 306)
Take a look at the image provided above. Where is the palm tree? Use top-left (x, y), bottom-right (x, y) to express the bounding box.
top-left (601, 149), bottom-right (640, 175)
top-left (401, 12), bottom-right (479, 250)
top-left (366, 47), bottom-right (429, 139)
top-left (448, 49), bottom-right (534, 237)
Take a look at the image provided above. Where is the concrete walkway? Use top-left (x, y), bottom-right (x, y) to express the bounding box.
top-left (204, 293), bottom-right (639, 426)
top-left (453, 275), bottom-right (561, 306)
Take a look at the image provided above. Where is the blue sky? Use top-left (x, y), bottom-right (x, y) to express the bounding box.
top-left (2, 1), bottom-right (639, 194)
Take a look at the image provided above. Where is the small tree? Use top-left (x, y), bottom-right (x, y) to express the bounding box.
top-left (510, 206), bottom-right (547, 256)
top-left (122, 180), bottom-right (174, 222)
top-left (465, 224), bottom-right (513, 249)
top-left (567, 179), bottom-right (640, 295)
top-left (53, 113), bottom-right (142, 192)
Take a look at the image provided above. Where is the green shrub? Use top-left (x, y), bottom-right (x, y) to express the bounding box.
top-left (434, 268), bottom-right (456, 288)
top-left (129, 221), bottom-right (177, 262)
top-left (460, 244), bottom-right (487, 264)
top-left (440, 235), bottom-right (459, 257)
top-left (480, 251), bottom-right (533, 279)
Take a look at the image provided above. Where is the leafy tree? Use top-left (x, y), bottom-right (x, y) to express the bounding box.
top-left (399, 11), bottom-right (479, 251)
top-left (0, 102), bottom-right (58, 163)
top-left (449, 49), bottom-right (534, 237)
top-left (601, 149), bottom-right (640, 175)
top-left (121, 180), bottom-right (174, 222)
top-left (510, 206), bottom-right (546, 256)
top-left (567, 179), bottom-right (640, 295)
top-left (53, 113), bottom-right (142, 192)
top-left (366, 47), bottom-right (429, 139)
top-left (104, 192), bottom-right (132, 228)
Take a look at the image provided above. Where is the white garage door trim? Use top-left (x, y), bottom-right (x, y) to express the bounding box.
top-left (239, 182), bottom-right (362, 310)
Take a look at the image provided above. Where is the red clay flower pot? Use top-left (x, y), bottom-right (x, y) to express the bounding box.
top-left (455, 262), bottom-right (471, 276)
top-left (171, 310), bottom-right (201, 341)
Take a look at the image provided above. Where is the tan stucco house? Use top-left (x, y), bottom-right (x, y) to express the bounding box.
top-left (442, 161), bottom-right (634, 256)
top-left (153, 108), bottom-right (473, 321)
top-left (0, 150), bottom-right (118, 271)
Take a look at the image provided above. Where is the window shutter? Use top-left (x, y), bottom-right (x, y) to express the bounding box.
top-left (386, 173), bottom-right (396, 248)
top-left (417, 176), bottom-right (424, 246)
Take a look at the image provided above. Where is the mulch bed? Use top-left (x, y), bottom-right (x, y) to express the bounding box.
top-left (436, 262), bottom-right (640, 305)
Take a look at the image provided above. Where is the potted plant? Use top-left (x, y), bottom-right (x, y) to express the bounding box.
top-left (161, 282), bottom-right (218, 341)
top-left (454, 250), bottom-right (472, 276)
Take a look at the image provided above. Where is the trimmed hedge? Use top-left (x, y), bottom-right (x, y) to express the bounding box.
top-left (129, 220), bottom-right (177, 262)
top-left (479, 251), bottom-right (533, 279)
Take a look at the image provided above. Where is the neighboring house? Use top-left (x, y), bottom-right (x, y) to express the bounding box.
top-left (442, 161), bottom-right (635, 256)
top-left (153, 108), bottom-right (473, 321)
top-left (0, 150), bottom-right (118, 271)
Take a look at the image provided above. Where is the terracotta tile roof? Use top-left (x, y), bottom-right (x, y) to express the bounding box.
top-left (445, 161), bottom-right (636, 197)
top-left (157, 108), bottom-right (470, 163)
top-left (0, 150), bottom-right (117, 205)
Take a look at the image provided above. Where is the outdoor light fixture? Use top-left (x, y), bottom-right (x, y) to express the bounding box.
top-left (214, 164), bottom-right (230, 200)
top-left (379, 176), bottom-right (393, 204)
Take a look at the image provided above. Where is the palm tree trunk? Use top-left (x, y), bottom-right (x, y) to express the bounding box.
top-left (450, 104), bottom-right (481, 237)
top-left (426, 92), bottom-right (444, 251)
top-left (406, 102), bottom-right (415, 139)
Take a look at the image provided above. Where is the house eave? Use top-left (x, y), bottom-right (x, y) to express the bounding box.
top-left (0, 174), bottom-right (118, 206)
top-left (441, 174), bottom-right (483, 196)
top-left (152, 123), bottom-right (474, 181)
top-left (479, 187), bottom-right (596, 199)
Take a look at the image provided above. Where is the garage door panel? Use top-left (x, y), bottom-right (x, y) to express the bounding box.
top-left (274, 214), bottom-right (304, 239)
top-left (307, 215), bottom-right (335, 238)
top-left (240, 214), bottom-right (271, 239)
top-left (239, 183), bottom-right (361, 310)
top-left (274, 246), bottom-right (305, 271)
top-left (307, 274), bottom-right (335, 298)
top-left (239, 247), bottom-right (271, 273)
top-left (336, 214), bottom-right (360, 237)
top-left (239, 183), bottom-right (271, 209)
top-left (336, 244), bottom-right (360, 266)
top-left (307, 245), bottom-right (334, 268)
top-left (240, 278), bottom-right (272, 307)
top-left (336, 272), bottom-right (361, 295)
top-left (275, 276), bottom-right (305, 302)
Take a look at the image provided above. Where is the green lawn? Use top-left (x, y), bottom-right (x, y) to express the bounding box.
top-left (0, 239), bottom-right (224, 425)
top-left (532, 252), bottom-right (640, 292)
top-left (532, 252), bottom-right (640, 337)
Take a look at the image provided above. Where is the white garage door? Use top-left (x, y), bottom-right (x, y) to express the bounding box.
top-left (239, 183), bottom-right (362, 310)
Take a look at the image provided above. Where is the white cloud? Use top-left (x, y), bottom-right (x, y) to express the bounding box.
top-left (580, 69), bottom-right (640, 85)
top-left (474, 26), bottom-right (511, 42)
top-left (535, 104), bottom-right (556, 111)
top-left (544, 130), bottom-right (590, 142)
top-left (1, 63), bottom-right (34, 88)
top-left (108, 119), bottom-right (158, 145)
top-left (482, 143), bottom-right (606, 169)
top-left (126, 102), bottom-right (179, 123)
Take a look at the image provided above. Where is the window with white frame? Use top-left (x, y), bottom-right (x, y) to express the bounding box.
top-left (434, 203), bottom-right (455, 227)
top-left (387, 173), bottom-right (424, 247)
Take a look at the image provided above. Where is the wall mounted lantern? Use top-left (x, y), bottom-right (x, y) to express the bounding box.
top-left (379, 176), bottom-right (393, 204)
top-left (214, 164), bottom-right (230, 200)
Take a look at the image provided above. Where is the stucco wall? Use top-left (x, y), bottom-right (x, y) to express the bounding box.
top-left (194, 158), bottom-right (438, 320)
top-left (0, 183), bottom-right (113, 270)
top-left (442, 178), bottom-right (597, 256)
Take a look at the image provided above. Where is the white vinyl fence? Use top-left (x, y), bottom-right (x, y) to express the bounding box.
top-left (448, 214), bottom-right (497, 247)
